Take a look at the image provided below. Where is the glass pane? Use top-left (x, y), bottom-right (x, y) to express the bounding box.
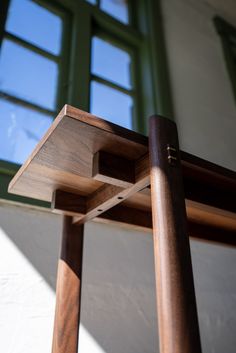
top-left (86, 0), bottom-right (96, 4)
top-left (100, 0), bottom-right (129, 24)
top-left (0, 39), bottom-right (58, 110)
top-left (6, 0), bottom-right (62, 55)
top-left (90, 81), bottom-right (133, 129)
top-left (92, 37), bottom-right (131, 89)
top-left (0, 99), bottom-right (53, 164)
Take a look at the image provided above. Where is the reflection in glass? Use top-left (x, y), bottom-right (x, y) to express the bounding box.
top-left (0, 99), bottom-right (53, 164)
top-left (86, 0), bottom-right (97, 4)
top-left (6, 0), bottom-right (62, 55)
top-left (100, 0), bottom-right (129, 24)
top-left (90, 81), bottom-right (133, 128)
top-left (92, 37), bottom-right (131, 89)
top-left (0, 39), bottom-right (58, 110)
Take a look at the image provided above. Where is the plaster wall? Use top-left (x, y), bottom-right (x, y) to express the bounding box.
top-left (161, 0), bottom-right (236, 171)
top-left (1, 1), bottom-right (236, 353)
top-left (1, 203), bottom-right (236, 353)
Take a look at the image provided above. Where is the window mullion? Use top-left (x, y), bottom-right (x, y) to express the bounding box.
top-left (67, 3), bottom-right (91, 111)
top-left (56, 12), bottom-right (71, 111)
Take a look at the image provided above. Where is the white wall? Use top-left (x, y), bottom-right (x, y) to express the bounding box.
top-left (1, 1), bottom-right (236, 352)
top-left (162, 0), bottom-right (236, 171)
top-left (1, 202), bottom-right (236, 353)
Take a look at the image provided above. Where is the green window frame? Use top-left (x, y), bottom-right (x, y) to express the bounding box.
top-left (0, 0), bottom-right (173, 206)
top-left (214, 16), bottom-right (236, 103)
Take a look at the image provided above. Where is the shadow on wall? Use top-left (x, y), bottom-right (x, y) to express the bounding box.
top-left (1, 203), bottom-right (236, 353)
top-left (0, 203), bottom-right (158, 353)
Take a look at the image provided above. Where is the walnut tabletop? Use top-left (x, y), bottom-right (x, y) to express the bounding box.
top-left (8, 105), bottom-right (236, 246)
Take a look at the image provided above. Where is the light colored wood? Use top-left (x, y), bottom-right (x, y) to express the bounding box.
top-left (149, 115), bottom-right (202, 353)
top-left (52, 216), bottom-right (84, 353)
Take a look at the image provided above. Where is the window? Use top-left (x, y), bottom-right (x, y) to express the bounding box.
top-left (0, 0), bottom-right (171, 204)
top-left (82, 0), bottom-right (142, 131)
top-left (0, 0), bottom-right (67, 165)
top-left (90, 36), bottom-right (134, 129)
top-left (86, 0), bottom-right (129, 24)
top-left (214, 16), bottom-right (236, 102)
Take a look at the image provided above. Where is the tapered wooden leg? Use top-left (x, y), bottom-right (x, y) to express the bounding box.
top-left (52, 216), bottom-right (84, 353)
top-left (149, 116), bottom-right (202, 353)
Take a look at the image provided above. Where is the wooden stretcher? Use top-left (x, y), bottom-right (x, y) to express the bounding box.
top-left (8, 105), bottom-right (236, 353)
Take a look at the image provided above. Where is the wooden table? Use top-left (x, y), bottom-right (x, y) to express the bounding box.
top-left (9, 105), bottom-right (236, 353)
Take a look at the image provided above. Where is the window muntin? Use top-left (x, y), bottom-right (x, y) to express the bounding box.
top-left (6, 0), bottom-right (63, 55)
top-left (0, 39), bottom-right (59, 110)
top-left (91, 36), bottom-right (131, 89)
top-left (0, 0), bottom-right (154, 206)
top-left (0, 0), bottom-right (63, 165)
top-left (90, 34), bottom-right (136, 129)
top-left (86, 0), bottom-right (129, 25)
top-left (100, 0), bottom-right (129, 24)
top-left (90, 80), bottom-right (133, 128)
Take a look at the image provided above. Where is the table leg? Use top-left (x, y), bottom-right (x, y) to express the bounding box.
top-left (149, 116), bottom-right (202, 353)
top-left (52, 216), bottom-right (84, 353)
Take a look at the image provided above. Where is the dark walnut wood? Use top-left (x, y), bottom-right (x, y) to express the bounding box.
top-left (8, 104), bottom-right (236, 245)
top-left (93, 150), bottom-right (135, 187)
top-left (52, 216), bottom-right (84, 353)
top-left (52, 190), bottom-right (236, 247)
top-left (7, 105), bottom-right (236, 353)
top-left (149, 115), bottom-right (202, 353)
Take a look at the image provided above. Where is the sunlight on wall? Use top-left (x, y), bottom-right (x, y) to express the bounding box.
top-left (0, 226), bottom-right (55, 353)
top-left (79, 326), bottom-right (106, 353)
top-left (0, 223), bottom-right (107, 353)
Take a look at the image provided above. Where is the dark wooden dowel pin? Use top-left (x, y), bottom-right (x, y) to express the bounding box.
top-left (52, 216), bottom-right (84, 353)
top-left (149, 116), bottom-right (202, 353)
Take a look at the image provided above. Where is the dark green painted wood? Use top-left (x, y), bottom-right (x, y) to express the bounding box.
top-left (5, 32), bottom-right (59, 62)
top-left (0, 91), bottom-right (56, 116)
top-left (0, 0), bottom-right (174, 207)
top-left (146, 0), bottom-right (174, 120)
top-left (0, 0), bottom-right (9, 49)
top-left (68, 2), bottom-right (91, 110)
top-left (214, 16), bottom-right (236, 103)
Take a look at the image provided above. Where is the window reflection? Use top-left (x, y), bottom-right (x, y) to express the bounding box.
top-left (0, 99), bottom-right (52, 164)
top-left (0, 0), bottom-right (63, 165)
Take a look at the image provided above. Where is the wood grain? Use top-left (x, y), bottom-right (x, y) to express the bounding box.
top-left (9, 105), bottom-right (147, 201)
top-left (149, 115), bottom-right (202, 353)
top-left (8, 105), bottom-right (236, 246)
top-left (52, 189), bottom-right (86, 217)
top-left (52, 216), bottom-right (84, 353)
top-left (92, 150), bottom-right (135, 187)
top-left (74, 152), bottom-right (150, 225)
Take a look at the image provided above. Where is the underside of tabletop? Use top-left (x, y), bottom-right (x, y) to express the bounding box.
top-left (8, 105), bottom-right (236, 246)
